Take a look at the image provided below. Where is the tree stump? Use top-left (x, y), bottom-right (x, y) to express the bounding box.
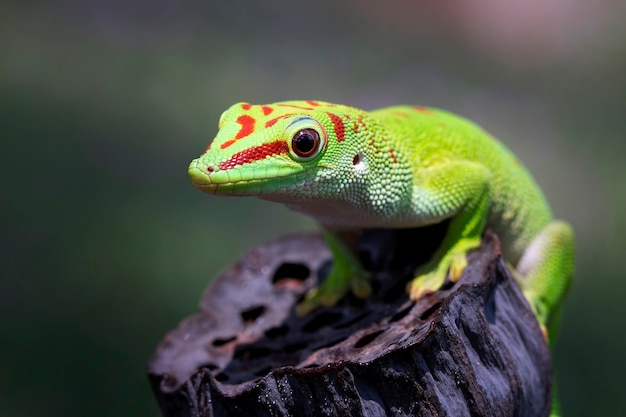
top-left (148, 226), bottom-right (552, 417)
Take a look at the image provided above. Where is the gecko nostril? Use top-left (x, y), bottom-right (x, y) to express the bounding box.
top-left (207, 165), bottom-right (215, 173)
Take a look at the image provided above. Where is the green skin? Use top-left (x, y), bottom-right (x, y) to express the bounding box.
top-left (189, 100), bottom-right (574, 414)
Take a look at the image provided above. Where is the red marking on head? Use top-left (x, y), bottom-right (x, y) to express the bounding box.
top-left (393, 110), bottom-right (411, 118)
top-left (353, 121), bottom-right (359, 132)
top-left (219, 140), bottom-right (289, 170)
top-left (241, 103), bottom-right (252, 110)
top-left (389, 148), bottom-right (397, 163)
top-left (327, 113), bottom-right (345, 142)
top-left (414, 106), bottom-right (432, 114)
top-left (235, 115), bottom-right (255, 139)
top-left (205, 141), bottom-right (213, 153)
top-left (221, 115), bottom-right (256, 149)
top-left (306, 100), bottom-right (321, 107)
top-left (357, 115), bottom-right (367, 132)
top-left (265, 113), bottom-right (294, 128)
top-left (220, 139), bottom-right (236, 149)
top-left (261, 106), bottom-right (274, 116)
top-left (277, 104), bottom-right (314, 111)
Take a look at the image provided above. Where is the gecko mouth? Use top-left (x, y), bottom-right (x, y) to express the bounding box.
top-left (188, 160), bottom-right (312, 196)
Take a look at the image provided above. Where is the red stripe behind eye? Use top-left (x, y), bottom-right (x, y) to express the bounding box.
top-left (219, 140), bottom-right (289, 170)
top-left (327, 112), bottom-right (345, 142)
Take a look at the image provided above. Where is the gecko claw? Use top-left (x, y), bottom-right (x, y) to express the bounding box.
top-left (407, 276), bottom-right (440, 300)
top-left (449, 253), bottom-right (468, 281)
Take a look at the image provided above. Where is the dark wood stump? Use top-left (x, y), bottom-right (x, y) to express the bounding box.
top-left (148, 226), bottom-right (552, 417)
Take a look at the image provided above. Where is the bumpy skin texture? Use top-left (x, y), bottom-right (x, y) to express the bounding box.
top-left (188, 101), bottom-right (574, 414)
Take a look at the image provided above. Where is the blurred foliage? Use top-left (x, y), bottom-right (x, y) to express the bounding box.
top-left (1, 0), bottom-right (625, 416)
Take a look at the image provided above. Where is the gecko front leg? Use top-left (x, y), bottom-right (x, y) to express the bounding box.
top-left (296, 228), bottom-right (372, 316)
top-left (407, 161), bottom-right (491, 300)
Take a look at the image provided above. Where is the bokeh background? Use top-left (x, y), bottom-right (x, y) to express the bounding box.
top-left (2, 0), bottom-right (624, 416)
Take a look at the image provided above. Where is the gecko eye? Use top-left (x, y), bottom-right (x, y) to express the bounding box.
top-left (291, 129), bottom-right (321, 159)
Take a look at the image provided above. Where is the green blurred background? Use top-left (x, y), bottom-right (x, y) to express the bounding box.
top-left (2, 0), bottom-right (624, 416)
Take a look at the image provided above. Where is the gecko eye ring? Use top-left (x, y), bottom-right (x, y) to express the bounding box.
top-left (291, 129), bottom-right (321, 159)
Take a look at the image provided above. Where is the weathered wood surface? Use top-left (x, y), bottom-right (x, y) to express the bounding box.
top-left (149, 227), bottom-right (552, 417)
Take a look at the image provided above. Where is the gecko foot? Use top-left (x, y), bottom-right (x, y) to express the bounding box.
top-left (408, 252), bottom-right (469, 300)
top-left (296, 266), bottom-right (371, 316)
top-left (408, 271), bottom-right (445, 300)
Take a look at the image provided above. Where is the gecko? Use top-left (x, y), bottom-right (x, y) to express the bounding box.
top-left (188, 99), bottom-right (574, 347)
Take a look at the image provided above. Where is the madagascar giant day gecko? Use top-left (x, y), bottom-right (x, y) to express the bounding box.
top-left (188, 100), bottom-right (574, 414)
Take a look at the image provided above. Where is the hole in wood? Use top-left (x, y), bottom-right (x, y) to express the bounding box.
top-left (240, 305), bottom-right (266, 323)
top-left (354, 330), bottom-right (385, 348)
top-left (390, 303), bottom-right (414, 323)
top-left (212, 336), bottom-right (237, 347)
top-left (161, 374), bottom-right (178, 391)
top-left (272, 262), bottom-right (310, 285)
top-left (264, 325), bottom-right (289, 339)
top-left (233, 346), bottom-right (272, 361)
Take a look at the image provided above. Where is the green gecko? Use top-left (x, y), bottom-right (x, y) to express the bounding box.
top-left (188, 100), bottom-right (574, 343)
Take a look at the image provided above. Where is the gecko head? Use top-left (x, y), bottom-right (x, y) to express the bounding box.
top-left (188, 101), bottom-right (372, 199)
